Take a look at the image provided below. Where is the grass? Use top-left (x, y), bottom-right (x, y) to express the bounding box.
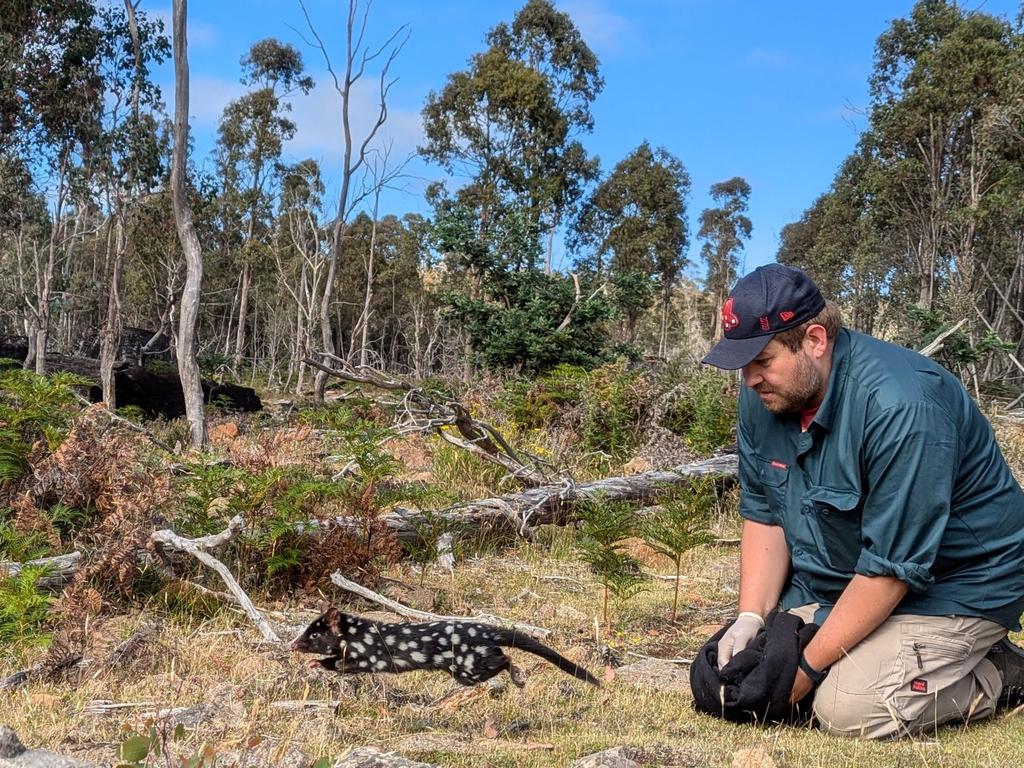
top-left (3, 530), bottom-right (1024, 768)
top-left (4, 390), bottom-right (1024, 767)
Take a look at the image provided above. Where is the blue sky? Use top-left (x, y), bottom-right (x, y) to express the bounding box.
top-left (150, 0), bottom-right (1019, 279)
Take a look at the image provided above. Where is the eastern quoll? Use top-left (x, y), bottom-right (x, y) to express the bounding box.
top-left (291, 606), bottom-right (599, 687)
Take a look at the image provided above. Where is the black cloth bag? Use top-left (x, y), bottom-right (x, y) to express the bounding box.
top-left (689, 610), bottom-right (820, 724)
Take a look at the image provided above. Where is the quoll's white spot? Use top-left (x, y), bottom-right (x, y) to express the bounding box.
top-left (465, 653), bottom-right (475, 667)
top-left (445, 624), bottom-right (454, 634)
top-left (363, 633), bottom-right (374, 644)
top-left (385, 635), bottom-right (395, 646)
top-left (358, 660), bottom-right (367, 668)
top-left (475, 645), bottom-right (488, 654)
top-left (398, 642), bottom-right (408, 651)
top-left (394, 658), bottom-right (408, 668)
top-left (402, 627), bottom-right (411, 635)
top-left (407, 640), bottom-right (418, 649)
top-left (350, 642), bottom-right (365, 654)
top-left (349, 627), bottom-right (358, 635)
top-left (375, 660), bottom-right (387, 670)
top-left (410, 651), bottom-right (426, 663)
top-left (433, 654), bottom-right (444, 664)
top-left (451, 634), bottom-right (461, 644)
top-left (468, 627), bottom-right (477, 637)
top-left (443, 650), bottom-right (453, 659)
top-left (460, 644), bottom-right (468, 652)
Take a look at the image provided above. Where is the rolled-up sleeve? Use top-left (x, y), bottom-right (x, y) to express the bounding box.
top-left (738, 401), bottom-right (781, 526)
top-left (856, 402), bottom-right (958, 593)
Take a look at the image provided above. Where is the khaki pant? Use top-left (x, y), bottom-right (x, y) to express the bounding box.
top-left (788, 604), bottom-right (1006, 739)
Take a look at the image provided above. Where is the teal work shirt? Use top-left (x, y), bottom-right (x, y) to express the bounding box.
top-left (738, 328), bottom-right (1024, 629)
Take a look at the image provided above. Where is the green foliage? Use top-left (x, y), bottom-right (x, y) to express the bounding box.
top-left (642, 479), bottom-right (717, 621)
top-left (116, 724), bottom-right (209, 768)
top-left (662, 366), bottom-right (738, 455)
top-left (433, 202), bottom-right (617, 373)
top-left (572, 141), bottom-right (691, 342)
top-left (0, 566), bottom-right (53, 646)
top-left (496, 363), bottom-right (647, 461)
top-left (580, 364), bottom-right (649, 461)
top-left (0, 368), bottom-right (86, 485)
top-left (421, 0), bottom-right (601, 227)
top-left (0, 519), bottom-right (50, 561)
top-left (401, 508), bottom-right (467, 586)
top-left (906, 305), bottom-right (1017, 372)
top-left (575, 498), bottom-right (647, 629)
top-left (497, 364), bottom-right (589, 429)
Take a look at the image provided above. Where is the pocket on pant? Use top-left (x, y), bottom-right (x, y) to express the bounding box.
top-left (890, 632), bottom-right (973, 719)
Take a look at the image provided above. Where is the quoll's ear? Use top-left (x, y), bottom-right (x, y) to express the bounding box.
top-left (317, 599), bottom-right (331, 614)
top-left (325, 605), bottom-right (342, 633)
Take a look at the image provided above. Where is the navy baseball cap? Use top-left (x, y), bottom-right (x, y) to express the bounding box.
top-left (702, 264), bottom-right (825, 370)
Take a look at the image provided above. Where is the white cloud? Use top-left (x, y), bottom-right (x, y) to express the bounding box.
top-left (187, 75), bottom-right (247, 129)
top-left (284, 75), bottom-right (425, 172)
top-left (558, 0), bottom-right (635, 55)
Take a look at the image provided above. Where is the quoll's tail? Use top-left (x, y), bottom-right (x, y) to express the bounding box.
top-left (497, 629), bottom-right (600, 686)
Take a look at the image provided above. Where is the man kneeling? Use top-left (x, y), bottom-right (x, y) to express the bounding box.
top-left (694, 265), bottom-right (1024, 739)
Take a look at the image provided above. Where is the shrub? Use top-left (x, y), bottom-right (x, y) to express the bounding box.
top-left (662, 367), bottom-right (737, 454)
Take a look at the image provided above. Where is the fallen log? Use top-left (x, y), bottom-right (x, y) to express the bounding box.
top-left (306, 454), bottom-right (738, 546)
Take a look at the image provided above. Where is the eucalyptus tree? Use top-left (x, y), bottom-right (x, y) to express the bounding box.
top-left (698, 177), bottom-right (751, 340)
top-left (94, 1), bottom-right (169, 405)
top-left (216, 38), bottom-right (312, 375)
top-left (573, 142), bottom-right (691, 352)
top-left (171, 0), bottom-right (206, 448)
top-left (1, 0), bottom-right (104, 372)
top-left (420, 0), bottom-right (602, 242)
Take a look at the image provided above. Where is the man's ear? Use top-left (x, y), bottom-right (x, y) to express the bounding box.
top-left (803, 323), bottom-right (829, 359)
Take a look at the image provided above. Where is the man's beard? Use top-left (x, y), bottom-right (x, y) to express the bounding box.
top-left (755, 352), bottom-right (823, 415)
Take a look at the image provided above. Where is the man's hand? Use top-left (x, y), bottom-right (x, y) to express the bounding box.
top-left (789, 667), bottom-right (815, 703)
top-left (717, 611), bottom-right (764, 669)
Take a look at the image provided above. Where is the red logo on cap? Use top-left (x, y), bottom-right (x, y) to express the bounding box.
top-left (759, 316), bottom-right (770, 331)
top-left (779, 310), bottom-right (795, 322)
top-left (721, 298), bottom-right (740, 331)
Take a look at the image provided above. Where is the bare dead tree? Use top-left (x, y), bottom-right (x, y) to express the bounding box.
top-left (170, 0), bottom-right (207, 448)
top-left (295, 0), bottom-right (409, 401)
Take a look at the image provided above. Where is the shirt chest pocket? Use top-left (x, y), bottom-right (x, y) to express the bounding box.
top-left (803, 486), bottom-right (862, 573)
top-left (756, 456), bottom-right (790, 516)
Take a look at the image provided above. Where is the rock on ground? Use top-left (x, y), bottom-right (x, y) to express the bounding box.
top-left (332, 747), bottom-right (439, 768)
top-left (0, 726), bottom-right (96, 768)
top-left (570, 746), bottom-right (643, 768)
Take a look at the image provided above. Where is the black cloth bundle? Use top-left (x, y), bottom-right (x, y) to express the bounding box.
top-left (689, 611), bottom-right (820, 724)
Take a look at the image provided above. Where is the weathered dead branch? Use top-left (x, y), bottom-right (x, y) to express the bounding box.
top-left (308, 454), bottom-right (738, 548)
top-left (150, 515), bottom-right (280, 643)
top-left (303, 356), bottom-right (558, 486)
top-left (329, 571), bottom-right (551, 638)
top-left (1, 551), bottom-right (82, 592)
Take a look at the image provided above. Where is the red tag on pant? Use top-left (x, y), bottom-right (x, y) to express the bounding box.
top-left (911, 678), bottom-right (928, 693)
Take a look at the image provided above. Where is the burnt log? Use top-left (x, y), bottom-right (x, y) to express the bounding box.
top-left (86, 367), bottom-right (262, 418)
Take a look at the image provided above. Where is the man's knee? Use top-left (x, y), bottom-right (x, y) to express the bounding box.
top-left (812, 684), bottom-right (905, 739)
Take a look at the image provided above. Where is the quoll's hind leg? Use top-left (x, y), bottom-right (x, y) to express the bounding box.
top-left (468, 648), bottom-right (512, 684)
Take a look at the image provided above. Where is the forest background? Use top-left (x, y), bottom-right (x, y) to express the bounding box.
top-left (4, 1), bottom-right (1024, 766)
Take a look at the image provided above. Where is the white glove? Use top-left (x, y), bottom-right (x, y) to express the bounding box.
top-left (717, 611), bottom-right (765, 669)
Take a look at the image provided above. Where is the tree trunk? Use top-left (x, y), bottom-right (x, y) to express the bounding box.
top-left (171, 0), bottom-right (207, 449)
top-left (99, 219), bottom-right (126, 407)
top-left (232, 260), bottom-right (251, 375)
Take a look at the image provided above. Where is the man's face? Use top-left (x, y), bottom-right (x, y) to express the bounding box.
top-left (741, 337), bottom-right (824, 415)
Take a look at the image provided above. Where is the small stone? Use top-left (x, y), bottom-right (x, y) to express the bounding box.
top-left (570, 746), bottom-right (642, 768)
top-left (332, 746), bottom-right (439, 768)
top-left (0, 727), bottom-right (26, 759)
